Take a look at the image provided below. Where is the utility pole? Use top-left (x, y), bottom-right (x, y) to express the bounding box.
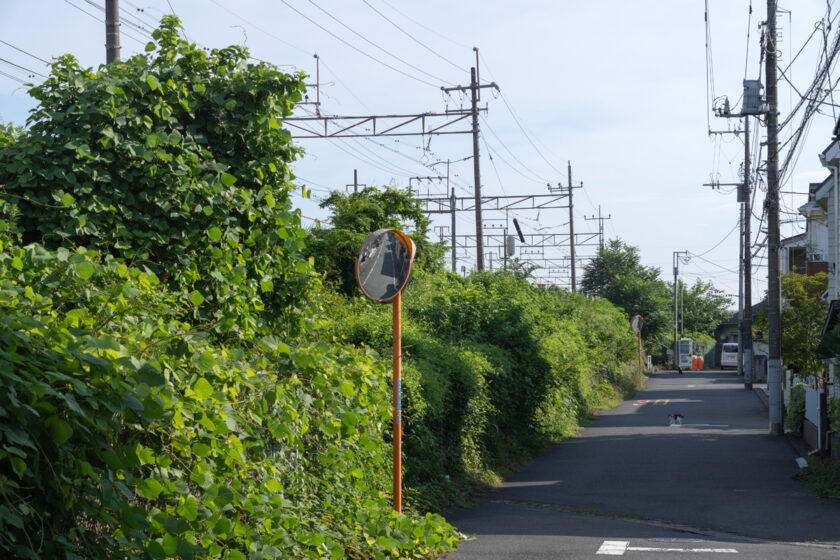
top-left (710, 77), bottom-right (763, 389)
top-left (548, 161), bottom-right (583, 291)
top-left (743, 114), bottom-right (754, 390)
top-left (440, 70), bottom-right (498, 271)
top-left (673, 251), bottom-right (689, 371)
top-left (442, 68), bottom-right (498, 270)
top-left (346, 169), bottom-right (366, 193)
top-left (765, 0), bottom-right (783, 436)
top-left (106, 0), bottom-right (120, 63)
top-left (567, 161), bottom-right (577, 292)
top-left (450, 188), bottom-right (457, 273)
top-left (584, 205), bottom-right (611, 249)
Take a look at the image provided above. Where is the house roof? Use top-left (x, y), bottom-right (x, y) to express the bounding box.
top-left (714, 300), bottom-right (768, 333)
top-left (781, 233), bottom-right (807, 247)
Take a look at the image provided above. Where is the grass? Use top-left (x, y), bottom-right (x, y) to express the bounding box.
top-left (794, 458), bottom-right (840, 498)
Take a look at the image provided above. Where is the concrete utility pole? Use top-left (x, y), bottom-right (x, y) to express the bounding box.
top-left (568, 161), bottom-right (577, 292)
top-left (765, 0), bottom-right (783, 436)
top-left (673, 251), bottom-right (689, 370)
top-left (743, 114), bottom-right (754, 390)
top-left (548, 162), bottom-right (583, 291)
top-left (450, 188), bottom-right (457, 273)
top-left (441, 68), bottom-right (498, 271)
top-left (106, 0), bottom-right (121, 63)
top-left (346, 169), bottom-right (366, 193)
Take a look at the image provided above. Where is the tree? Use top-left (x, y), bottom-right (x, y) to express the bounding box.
top-left (0, 17), bottom-right (310, 339)
top-left (757, 272), bottom-right (828, 388)
top-left (581, 239), bottom-right (672, 350)
top-left (304, 185), bottom-right (445, 294)
top-left (0, 18), bottom-right (460, 559)
top-left (678, 278), bottom-right (733, 336)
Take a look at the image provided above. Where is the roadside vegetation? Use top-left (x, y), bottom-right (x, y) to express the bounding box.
top-left (580, 239), bottom-right (732, 364)
top-left (0, 16), bottom-right (703, 560)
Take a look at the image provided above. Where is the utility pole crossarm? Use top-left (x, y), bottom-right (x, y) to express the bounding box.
top-left (282, 111), bottom-right (477, 138)
top-left (416, 193), bottom-right (570, 213)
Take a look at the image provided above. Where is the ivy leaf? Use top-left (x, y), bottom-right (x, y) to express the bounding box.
top-left (10, 457), bottom-right (26, 479)
top-left (208, 227), bottom-right (222, 242)
top-left (75, 262), bottom-right (95, 280)
top-left (191, 442), bottom-right (211, 457)
top-left (45, 416), bottom-right (73, 445)
top-left (194, 352), bottom-right (215, 372)
top-left (189, 290), bottom-right (205, 306)
top-left (137, 478), bottom-right (164, 499)
top-left (61, 192), bottom-right (75, 208)
top-left (146, 75), bottom-right (161, 91)
top-left (228, 551), bottom-right (246, 560)
top-left (176, 496), bottom-right (198, 521)
top-left (220, 172), bottom-right (237, 187)
top-left (192, 377), bottom-right (214, 399)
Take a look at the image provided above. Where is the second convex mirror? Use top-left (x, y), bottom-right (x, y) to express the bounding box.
top-left (355, 229), bottom-right (416, 303)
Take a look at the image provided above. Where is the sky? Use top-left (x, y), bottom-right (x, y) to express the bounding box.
top-left (2, 0), bottom-right (839, 304)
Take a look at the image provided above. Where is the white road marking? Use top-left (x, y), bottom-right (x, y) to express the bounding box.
top-left (597, 540), bottom-right (738, 555)
top-left (669, 424), bottom-right (729, 428)
top-left (597, 541), bottom-right (629, 555)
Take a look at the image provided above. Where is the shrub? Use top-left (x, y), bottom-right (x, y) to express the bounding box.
top-left (0, 243), bottom-right (458, 559)
top-left (786, 384), bottom-right (807, 436)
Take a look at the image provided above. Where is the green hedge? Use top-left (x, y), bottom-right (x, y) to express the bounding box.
top-left (321, 269), bottom-right (642, 505)
top-left (0, 243), bottom-right (458, 559)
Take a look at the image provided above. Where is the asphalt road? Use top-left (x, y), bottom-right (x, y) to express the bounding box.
top-left (442, 370), bottom-right (840, 559)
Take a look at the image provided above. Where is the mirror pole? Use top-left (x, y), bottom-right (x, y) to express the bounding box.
top-left (392, 291), bottom-right (402, 513)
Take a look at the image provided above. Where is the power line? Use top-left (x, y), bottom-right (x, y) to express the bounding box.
top-left (206, 0), bottom-right (311, 56)
top-left (478, 52), bottom-right (567, 177)
top-left (690, 219), bottom-right (740, 258)
top-left (360, 0), bottom-right (466, 74)
top-left (0, 69), bottom-right (26, 84)
top-left (377, 0), bottom-right (471, 50)
top-left (0, 40), bottom-right (50, 65)
top-left (305, 0), bottom-right (452, 85)
top-left (278, 0), bottom-right (441, 88)
top-left (0, 58), bottom-right (46, 78)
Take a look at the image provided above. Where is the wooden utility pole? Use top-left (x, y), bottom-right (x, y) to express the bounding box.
top-left (105, 0), bottom-right (120, 63)
top-left (765, 0), bottom-right (783, 436)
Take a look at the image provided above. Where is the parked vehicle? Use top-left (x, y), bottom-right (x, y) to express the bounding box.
top-left (720, 342), bottom-right (739, 369)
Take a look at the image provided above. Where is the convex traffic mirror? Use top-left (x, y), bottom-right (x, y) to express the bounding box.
top-left (355, 229), bottom-right (416, 303)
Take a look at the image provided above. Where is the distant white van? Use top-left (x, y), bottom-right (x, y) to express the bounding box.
top-left (720, 343), bottom-right (739, 369)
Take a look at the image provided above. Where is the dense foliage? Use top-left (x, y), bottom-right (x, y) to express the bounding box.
top-left (677, 279), bottom-right (733, 337)
top-left (581, 239), bottom-right (673, 351)
top-left (756, 272), bottom-right (828, 387)
top-left (299, 191), bottom-right (660, 506)
top-left (316, 263), bottom-right (642, 503)
top-left (304, 187), bottom-right (444, 295)
top-left (0, 18), bottom-right (310, 341)
top-left (581, 240), bottom-right (734, 363)
top-left (0, 18), bottom-right (458, 559)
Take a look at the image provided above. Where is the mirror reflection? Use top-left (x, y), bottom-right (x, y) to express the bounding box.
top-left (357, 230), bottom-right (413, 302)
